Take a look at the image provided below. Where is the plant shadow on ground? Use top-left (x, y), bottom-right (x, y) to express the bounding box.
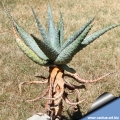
top-left (35, 75), bottom-right (85, 120)
top-left (61, 103), bottom-right (83, 120)
top-left (60, 84), bottom-right (85, 120)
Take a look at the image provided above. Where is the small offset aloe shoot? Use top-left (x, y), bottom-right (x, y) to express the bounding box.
top-left (6, 4), bottom-right (119, 120)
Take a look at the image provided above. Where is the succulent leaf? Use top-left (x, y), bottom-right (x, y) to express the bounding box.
top-left (61, 17), bottom-right (95, 51)
top-left (59, 12), bottom-right (64, 47)
top-left (77, 24), bottom-right (120, 52)
top-left (14, 22), bottom-right (49, 61)
top-left (48, 4), bottom-right (60, 51)
top-left (31, 34), bottom-right (59, 60)
top-left (31, 7), bottom-right (49, 45)
top-left (6, 7), bottom-right (120, 68)
top-left (54, 25), bottom-right (93, 64)
top-left (5, 9), bottom-right (14, 21)
top-left (82, 24), bottom-right (120, 45)
top-left (15, 36), bottom-right (49, 66)
top-left (5, 9), bottom-right (49, 61)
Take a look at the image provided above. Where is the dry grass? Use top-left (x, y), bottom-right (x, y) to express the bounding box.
top-left (0, 0), bottom-right (120, 119)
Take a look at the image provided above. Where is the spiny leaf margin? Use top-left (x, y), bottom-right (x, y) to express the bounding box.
top-left (61, 17), bottom-right (95, 51)
top-left (54, 25), bottom-right (93, 64)
top-left (15, 36), bottom-right (50, 66)
top-left (31, 34), bottom-right (59, 61)
top-left (76, 24), bottom-right (120, 53)
top-left (5, 9), bottom-right (49, 61)
top-left (31, 7), bottom-right (49, 45)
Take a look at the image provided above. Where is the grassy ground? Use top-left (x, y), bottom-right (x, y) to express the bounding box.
top-left (0, 0), bottom-right (120, 119)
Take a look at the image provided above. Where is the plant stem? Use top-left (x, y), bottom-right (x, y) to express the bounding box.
top-left (46, 66), bottom-right (64, 119)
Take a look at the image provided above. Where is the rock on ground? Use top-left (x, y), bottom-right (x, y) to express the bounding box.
top-left (27, 113), bottom-right (50, 120)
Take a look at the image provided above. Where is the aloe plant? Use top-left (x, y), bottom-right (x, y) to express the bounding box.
top-left (6, 5), bottom-right (119, 120)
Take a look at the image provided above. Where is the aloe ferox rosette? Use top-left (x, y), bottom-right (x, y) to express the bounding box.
top-left (5, 4), bottom-right (120, 120)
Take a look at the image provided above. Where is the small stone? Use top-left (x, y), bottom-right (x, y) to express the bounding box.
top-left (27, 113), bottom-right (50, 120)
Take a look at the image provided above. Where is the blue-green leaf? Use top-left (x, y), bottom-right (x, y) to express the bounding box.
top-left (82, 24), bottom-right (120, 45)
top-left (5, 9), bottom-right (49, 61)
top-left (31, 34), bottom-right (59, 60)
top-left (59, 12), bottom-right (64, 47)
top-left (31, 7), bottom-right (49, 45)
top-left (61, 17), bottom-right (95, 50)
top-left (54, 25), bottom-right (93, 64)
top-left (14, 22), bottom-right (49, 61)
top-left (15, 36), bottom-right (49, 66)
top-left (47, 4), bottom-right (56, 49)
top-left (78, 24), bottom-right (120, 52)
top-left (79, 24), bottom-right (120, 51)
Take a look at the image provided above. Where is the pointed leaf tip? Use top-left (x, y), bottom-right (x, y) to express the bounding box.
top-left (47, 4), bottom-right (60, 51)
top-left (12, 18), bottom-right (49, 61)
top-left (82, 24), bottom-right (120, 45)
top-left (61, 16), bottom-right (95, 50)
top-left (59, 12), bottom-right (64, 47)
top-left (5, 9), bottom-right (11, 19)
top-left (78, 24), bottom-right (120, 52)
top-left (54, 25), bottom-right (93, 64)
top-left (31, 7), bottom-right (49, 44)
